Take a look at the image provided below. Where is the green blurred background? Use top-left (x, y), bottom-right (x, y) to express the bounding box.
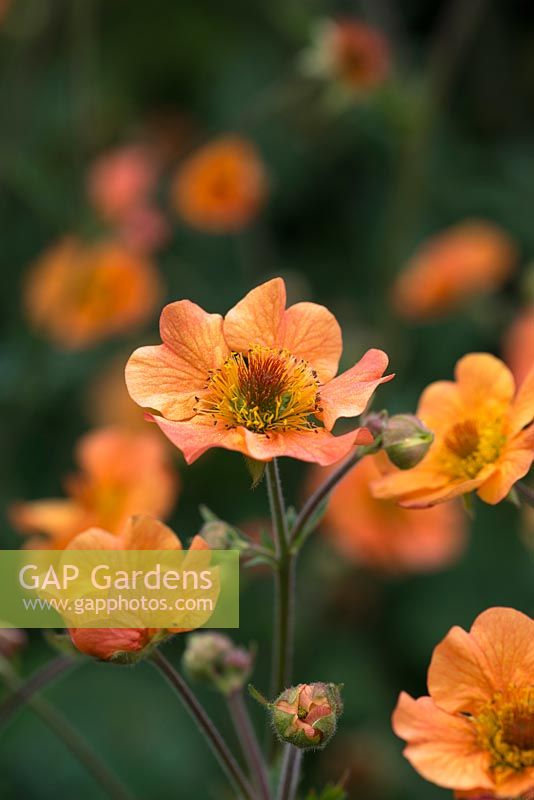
top-left (1, 0), bottom-right (534, 797)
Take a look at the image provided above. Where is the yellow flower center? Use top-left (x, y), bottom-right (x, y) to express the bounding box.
top-left (474, 688), bottom-right (534, 785)
top-left (440, 416), bottom-right (506, 479)
top-left (196, 345), bottom-right (321, 434)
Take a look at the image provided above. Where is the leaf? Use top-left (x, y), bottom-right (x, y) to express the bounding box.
top-left (305, 783), bottom-right (348, 800)
top-left (198, 504), bottom-right (220, 523)
top-left (244, 456), bottom-right (266, 488)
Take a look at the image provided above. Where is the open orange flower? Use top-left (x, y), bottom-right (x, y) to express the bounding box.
top-left (10, 427), bottom-right (178, 549)
top-left (126, 278), bottom-right (392, 465)
top-left (503, 309), bottom-right (534, 389)
top-left (24, 236), bottom-right (162, 349)
top-left (393, 607), bottom-right (534, 798)
top-left (372, 353), bottom-right (534, 507)
top-left (171, 136), bottom-right (267, 233)
top-left (308, 453), bottom-right (466, 573)
top-left (67, 515), bottom-right (208, 661)
top-left (392, 222), bottom-right (517, 320)
top-left (302, 19), bottom-right (390, 94)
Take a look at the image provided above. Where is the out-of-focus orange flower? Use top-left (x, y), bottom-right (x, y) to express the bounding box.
top-left (171, 136), bottom-right (267, 233)
top-left (302, 19), bottom-right (390, 94)
top-left (456, 791), bottom-right (534, 799)
top-left (87, 145), bottom-right (158, 223)
top-left (11, 427), bottom-right (178, 549)
top-left (24, 237), bottom-right (162, 349)
top-left (308, 453), bottom-right (466, 573)
top-left (372, 353), bottom-right (534, 507)
top-left (392, 222), bottom-right (517, 321)
top-left (126, 277), bottom-right (392, 465)
top-left (503, 308), bottom-right (534, 388)
top-left (67, 515), bottom-right (208, 661)
top-left (393, 607), bottom-right (534, 798)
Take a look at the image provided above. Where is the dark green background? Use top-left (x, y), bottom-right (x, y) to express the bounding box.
top-left (1, 1), bottom-right (533, 798)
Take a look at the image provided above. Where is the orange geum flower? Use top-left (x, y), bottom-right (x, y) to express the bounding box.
top-left (66, 515), bottom-right (208, 662)
top-left (371, 353), bottom-right (534, 507)
top-left (87, 144), bottom-right (158, 223)
top-left (308, 454), bottom-right (466, 573)
top-left (392, 607), bottom-right (534, 798)
top-left (10, 427), bottom-right (178, 549)
top-left (301, 19), bottom-right (390, 94)
top-left (503, 308), bottom-right (534, 389)
top-left (171, 136), bottom-right (267, 233)
top-left (24, 236), bottom-right (162, 349)
top-left (392, 221), bottom-right (517, 321)
top-left (125, 277), bottom-right (392, 465)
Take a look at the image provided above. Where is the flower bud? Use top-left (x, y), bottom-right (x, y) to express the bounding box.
top-left (382, 414), bottom-right (433, 470)
top-left (271, 682), bottom-right (343, 750)
top-left (182, 632), bottom-right (253, 694)
top-left (68, 627), bottom-right (166, 664)
top-left (199, 519), bottom-right (249, 551)
top-left (0, 627), bottom-right (26, 660)
top-left (361, 409), bottom-right (388, 438)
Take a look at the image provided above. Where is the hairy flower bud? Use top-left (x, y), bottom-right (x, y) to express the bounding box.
top-left (382, 414), bottom-right (433, 470)
top-left (361, 409), bottom-right (388, 439)
top-left (182, 632), bottom-right (253, 694)
top-left (271, 682), bottom-right (343, 750)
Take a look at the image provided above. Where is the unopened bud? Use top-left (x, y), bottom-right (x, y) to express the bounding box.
top-left (0, 627), bottom-right (26, 660)
top-left (271, 682), bottom-right (343, 750)
top-left (182, 633), bottom-right (253, 694)
top-left (362, 410), bottom-right (388, 439)
top-left (382, 414), bottom-right (433, 470)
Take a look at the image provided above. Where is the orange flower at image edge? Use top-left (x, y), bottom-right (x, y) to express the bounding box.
top-left (10, 427), bottom-right (178, 549)
top-left (393, 608), bottom-right (534, 798)
top-left (372, 354), bottom-right (534, 507)
top-left (171, 136), bottom-right (267, 233)
top-left (67, 515), bottom-right (208, 662)
top-left (308, 454), bottom-right (466, 573)
top-left (503, 308), bottom-right (534, 388)
top-left (24, 237), bottom-right (162, 349)
top-left (392, 221), bottom-right (516, 320)
top-left (126, 278), bottom-right (393, 466)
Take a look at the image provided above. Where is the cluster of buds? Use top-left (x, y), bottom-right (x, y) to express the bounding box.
top-left (364, 411), bottom-right (434, 470)
top-left (182, 632), bottom-right (253, 695)
top-left (269, 682), bottom-right (343, 750)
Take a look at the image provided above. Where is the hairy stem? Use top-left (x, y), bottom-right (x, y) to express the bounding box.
top-left (266, 459), bottom-right (295, 697)
top-left (150, 650), bottom-right (256, 800)
top-left (227, 690), bottom-right (271, 800)
top-left (276, 745), bottom-right (302, 800)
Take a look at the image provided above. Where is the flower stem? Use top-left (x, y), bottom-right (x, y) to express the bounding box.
top-left (289, 445), bottom-right (373, 550)
top-left (150, 650), bottom-right (256, 800)
top-left (266, 459), bottom-right (295, 697)
top-left (0, 654), bottom-right (78, 728)
top-left (276, 745), bottom-right (302, 800)
top-left (0, 658), bottom-right (133, 800)
top-left (515, 481), bottom-right (534, 506)
top-left (227, 689), bottom-right (271, 800)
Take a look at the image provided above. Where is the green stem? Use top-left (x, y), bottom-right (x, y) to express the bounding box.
top-left (227, 690), bottom-right (271, 800)
top-left (276, 745), bottom-right (302, 800)
top-left (0, 654), bottom-right (77, 728)
top-left (0, 659), bottom-right (134, 800)
top-left (150, 650), bottom-right (256, 800)
top-left (515, 481), bottom-right (534, 507)
top-left (266, 459), bottom-right (295, 697)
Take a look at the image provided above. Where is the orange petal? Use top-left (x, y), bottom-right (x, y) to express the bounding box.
top-left (223, 278), bottom-right (286, 351)
top-left (66, 527), bottom-right (123, 550)
top-left (320, 349), bottom-right (393, 430)
top-left (150, 415), bottom-right (249, 464)
top-left (429, 608), bottom-right (534, 714)
top-left (476, 427), bottom-right (534, 504)
top-left (69, 627), bottom-right (151, 660)
top-left (10, 499), bottom-right (90, 549)
top-left (189, 534), bottom-right (209, 551)
top-left (418, 380), bottom-right (463, 433)
top-left (455, 354), bottom-right (514, 411)
top-left (279, 301), bottom-right (342, 382)
top-left (509, 362), bottom-right (534, 435)
top-left (121, 515), bottom-right (182, 550)
top-left (392, 693), bottom-right (492, 791)
top-left (242, 426), bottom-right (373, 465)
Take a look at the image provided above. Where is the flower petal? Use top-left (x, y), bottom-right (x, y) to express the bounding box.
top-left (242, 426), bottom-right (373, 465)
top-left (279, 302), bottom-right (342, 382)
top-left (69, 627), bottom-right (151, 660)
top-left (320, 349), bottom-right (393, 430)
top-left (476, 427), bottom-right (534, 504)
top-left (10, 500), bottom-right (90, 550)
top-left (428, 608), bottom-right (534, 714)
top-left (509, 363), bottom-right (534, 435)
top-left (121, 515), bottom-right (182, 550)
top-left (223, 278), bottom-right (286, 351)
top-left (455, 354), bottom-right (514, 411)
top-left (150, 415), bottom-right (249, 464)
top-left (392, 693), bottom-right (492, 791)
top-left (418, 381), bottom-right (464, 432)
top-left (66, 527), bottom-right (123, 550)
